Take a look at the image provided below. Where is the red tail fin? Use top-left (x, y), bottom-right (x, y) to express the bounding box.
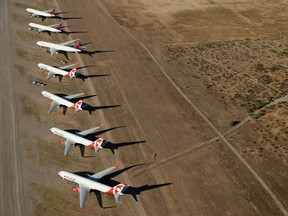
top-left (51, 9), bottom-right (56, 15)
top-left (107, 183), bottom-right (126, 195)
top-left (75, 43), bottom-right (81, 49)
top-left (71, 100), bottom-right (83, 110)
top-left (67, 67), bottom-right (77, 78)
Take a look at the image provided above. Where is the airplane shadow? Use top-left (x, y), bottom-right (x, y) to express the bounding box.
top-left (68, 31), bottom-right (89, 34)
top-left (81, 50), bottom-right (115, 57)
top-left (103, 141), bottom-right (146, 154)
top-left (87, 126), bottom-right (126, 137)
top-left (63, 16), bottom-right (83, 20)
top-left (82, 104), bottom-right (121, 115)
top-left (74, 73), bottom-right (110, 82)
top-left (78, 140), bottom-right (146, 156)
top-left (54, 96), bottom-right (119, 115)
top-left (73, 164), bottom-right (172, 207)
top-left (77, 65), bottom-right (97, 70)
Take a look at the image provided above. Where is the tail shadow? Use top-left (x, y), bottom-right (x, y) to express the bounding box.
top-left (62, 16), bottom-right (83, 20)
top-left (82, 104), bottom-right (121, 115)
top-left (103, 140), bottom-right (146, 154)
top-left (125, 183), bottom-right (172, 202)
top-left (80, 50), bottom-right (115, 57)
top-left (68, 31), bottom-right (89, 34)
top-left (75, 73), bottom-right (110, 82)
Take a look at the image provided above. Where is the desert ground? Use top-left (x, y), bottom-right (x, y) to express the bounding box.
top-left (1, 0), bottom-right (288, 215)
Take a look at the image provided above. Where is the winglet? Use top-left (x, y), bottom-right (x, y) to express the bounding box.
top-left (99, 123), bottom-right (104, 128)
top-left (115, 162), bottom-right (120, 168)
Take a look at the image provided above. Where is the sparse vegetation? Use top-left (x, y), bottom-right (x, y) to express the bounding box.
top-left (228, 120), bottom-right (240, 127)
top-left (164, 38), bottom-right (288, 114)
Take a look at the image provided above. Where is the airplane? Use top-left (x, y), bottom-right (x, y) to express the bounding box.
top-left (41, 90), bottom-right (86, 114)
top-left (38, 62), bottom-right (78, 81)
top-left (58, 162), bottom-right (129, 209)
top-left (28, 22), bottom-right (69, 36)
top-left (36, 39), bottom-right (82, 59)
top-left (50, 124), bottom-right (109, 156)
top-left (26, 8), bottom-right (64, 22)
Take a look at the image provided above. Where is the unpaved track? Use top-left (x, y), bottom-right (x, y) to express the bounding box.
top-left (0, 0), bottom-right (25, 215)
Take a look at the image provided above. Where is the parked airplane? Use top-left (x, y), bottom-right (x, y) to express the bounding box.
top-left (38, 62), bottom-right (78, 81)
top-left (29, 22), bottom-right (69, 36)
top-left (58, 163), bottom-right (129, 208)
top-left (36, 39), bottom-right (82, 59)
top-left (26, 8), bottom-right (64, 21)
top-left (41, 90), bottom-right (85, 114)
top-left (50, 124), bottom-right (109, 156)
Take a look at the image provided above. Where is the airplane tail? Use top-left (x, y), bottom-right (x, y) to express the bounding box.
top-left (74, 42), bottom-right (81, 49)
top-left (74, 42), bottom-right (84, 50)
top-left (93, 138), bottom-right (104, 154)
top-left (71, 100), bottom-right (83, 112)
top-left (51, 9), bottom-right (56, 15)
top-left (67, 67), bottom-right (77, 79)
top-left (57, 22), bottom-right (63, 30)
top-left (107, 183), bottom-right (128, 202)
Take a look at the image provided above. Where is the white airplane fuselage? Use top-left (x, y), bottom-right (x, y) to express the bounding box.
top-left (41, 91), bottom-right (74, 107)
top-left (38, 63), bottom-right (68, 76)
top-left (29, 23), bottom-right (60, 33)
top-left (58, 171), bottom-right (112, 193)
top-left (50, 128), bottom-right (93, 147)
top-left (37, 41), bottom-right (81, 53)
top-left (26, 8), bottom-right (55, 18)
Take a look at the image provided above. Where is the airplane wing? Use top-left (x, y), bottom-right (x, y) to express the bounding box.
top-left (46, 71), bottom-right (55, 80)
top-left (79, 184), bottom-right (91, 209)
top-left (64, 139), bottom-right (76, 156)
top-left (60, 39), bottom-right (79, 46)
top-left (48, 101), bottom-right (60, 113)
top-left (77, 125), bottom-right (102, 136)
top-left (49, 23), bottom-right (61, 28)
top-left (65, 93), bottom-right (84, 100)
top-left (58, 63), bottom-right (77, 70)
top-left (88, 163), bottom-right (120, 180)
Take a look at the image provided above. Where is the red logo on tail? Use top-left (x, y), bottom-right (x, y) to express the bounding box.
top-left (51, 9), bottom-right (56, 14)
top-left (71, 100), bottom-right (83, 110)
top-left (75, 43), bottom-right (81, 49)
top-left (107, 183), bottom-right (126, 195)
top-left (67, 68), bottom-right (77, 78)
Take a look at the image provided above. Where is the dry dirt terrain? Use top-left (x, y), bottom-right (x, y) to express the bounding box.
top-left (3, 0), bottom-right (288, 215)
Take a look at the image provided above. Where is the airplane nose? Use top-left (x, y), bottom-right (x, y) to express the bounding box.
top-left (58, 171), bottom-right (63, 177)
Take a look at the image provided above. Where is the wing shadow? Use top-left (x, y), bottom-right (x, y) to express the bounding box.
top-left (77, 65), bottom-right (97, 70)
